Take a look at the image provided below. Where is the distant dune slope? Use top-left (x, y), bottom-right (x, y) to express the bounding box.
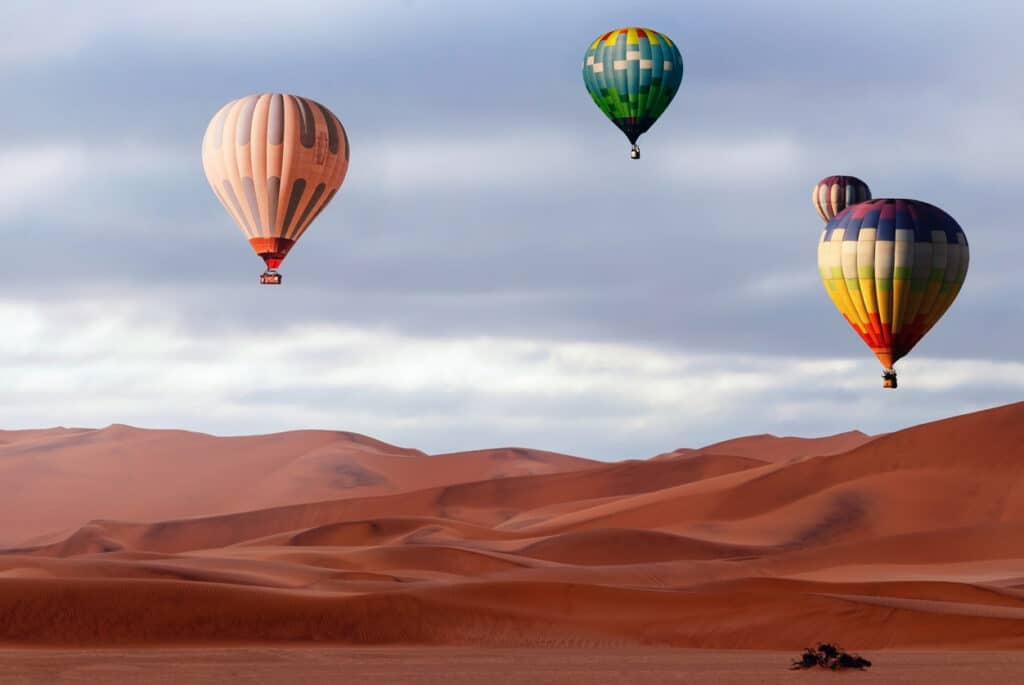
top-left (652, 430), bottom-right (874, 463)
top-left (0, 426), bottom-right (598, 545)
top-left (2, 402), bottom-right (1024, 648)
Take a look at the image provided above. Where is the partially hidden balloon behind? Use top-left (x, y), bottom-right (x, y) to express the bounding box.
top-left (202, 93), bottom-right (350, 284)
top-left (813, 175), bottom-right (871, 223)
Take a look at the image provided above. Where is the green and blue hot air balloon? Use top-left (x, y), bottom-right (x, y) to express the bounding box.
top-left (582, 27), bottom-right (684, 159)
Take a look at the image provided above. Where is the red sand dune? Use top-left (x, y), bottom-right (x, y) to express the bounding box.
top-left (652, 429), bottom-right (874, 463)
top-left (0, 425), bottom-right (597, 546)
top-left (2, 402), bottom-right (1024, 649)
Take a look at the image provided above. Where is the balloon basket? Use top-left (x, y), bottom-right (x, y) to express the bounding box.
top-left (260, 270), bottom-right (282, 285)
top-left (882, 369), bottom-right (897, 389)
top-left (630, 144), bottom-right (640, 160)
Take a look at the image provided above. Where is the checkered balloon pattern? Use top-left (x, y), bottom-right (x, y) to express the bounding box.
top-left (817, 199), bottom-right (969, 371)
top-left (582, 27), bottom-right (684, 145)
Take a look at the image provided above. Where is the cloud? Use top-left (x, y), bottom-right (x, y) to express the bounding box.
top-left (349, 128), bottom-right (812, 196)
top-left (0, 146), bottom-right (86, 217)
top-left (660, 136), bottom-right (807, 185)
top-left (740, 270), bottom-right (819, 300)
top-left (0, 1), bottom-right (408, 66)
top-left (0, 296), bottom-right (1016, 459)
top-left (0, 141), bottom-right (197, 250)
top-left (355, 131), bottom-right (581, 192)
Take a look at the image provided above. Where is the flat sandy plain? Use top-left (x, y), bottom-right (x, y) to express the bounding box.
top-left (4, 648), bottom-right (1024, 684)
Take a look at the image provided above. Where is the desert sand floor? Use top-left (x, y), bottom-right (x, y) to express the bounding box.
top-left (2, 648), bottom-right (1024, 684)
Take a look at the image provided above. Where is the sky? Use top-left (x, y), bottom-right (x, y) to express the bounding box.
top-left (1, 0), bottom-right (1022, 460)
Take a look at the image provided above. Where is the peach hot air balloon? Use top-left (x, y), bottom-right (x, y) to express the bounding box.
top-left (202, 93), bottom-right (350, 284)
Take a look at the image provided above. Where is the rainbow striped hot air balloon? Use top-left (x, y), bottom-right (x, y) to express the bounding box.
top-left (582, 27), bottom-right (683, 159)
top-left (817, 199), bottom-right (969, 388)
top-left (202, 93), bottom-right (350, 285)
top-left (813, 175), bottom-right (871, 222)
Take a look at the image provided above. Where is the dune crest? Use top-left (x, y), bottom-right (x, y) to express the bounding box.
top-left (0, 427), bottom-right (598, 546)
top-left (651, 429), bottom-right (874, 464)
top-left (3, 402), bottom-right (1024, 648)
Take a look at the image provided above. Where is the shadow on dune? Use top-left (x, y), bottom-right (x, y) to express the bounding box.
top-left (3, 403), bottom-right (1024, 648)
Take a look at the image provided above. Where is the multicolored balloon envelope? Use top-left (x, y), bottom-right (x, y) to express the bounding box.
top-left (202, 93), bottom-right (350, 284)
top-left (817, 199), bottom-right (969, 388)
top-left (582, 27), bottom-right (683, 159)
top-left (813, 175), bottom-right (871, 222)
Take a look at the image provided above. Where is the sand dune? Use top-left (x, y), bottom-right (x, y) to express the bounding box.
top-left (6, 453), bottom-right (765, 556)
top-left (699, 430), bottom-right (875, 461)
top-left (2, 402), bottom-right (1024, 649)
top-left (3, 575), bottom-right (1024, 648)
top-left (652, 429), bottom-right (874, 463)
top-left (0, 425), bottom-right (597, 546)
top-left (515, 528), bottom-right (756, 565)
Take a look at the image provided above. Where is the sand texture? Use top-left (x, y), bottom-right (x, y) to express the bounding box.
top-left (3, 403), bottom-right (1024, 652)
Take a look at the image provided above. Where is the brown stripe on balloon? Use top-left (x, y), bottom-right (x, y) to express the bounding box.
top-left (280, 178), bottom-right (307, 236)
top-left (290, 181), bottom-right (329, 237)
top-left (221, 180), bottom-right (251, 234)
top-left (296, 187), bottom-right (337, 238)
top-left (341, 123), bottom-right (350, 161)
top-left (313, 101), bottom-right (339, 154)
top-left (267, 94), bottom-right (284, 145)
top-left (291, 183), bottom-right (326, 238)
top-left (267, 176), bottom-right (280, 232)
top-left (235, 95), bottom-right (258, 145)
top-left (295, 97), bottom-right (316, 148)
top-left (241, 177), bottom-right (263, 233)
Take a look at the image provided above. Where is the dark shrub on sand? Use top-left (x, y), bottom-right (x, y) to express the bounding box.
top-left (791, 643), bottom-right (871, 671)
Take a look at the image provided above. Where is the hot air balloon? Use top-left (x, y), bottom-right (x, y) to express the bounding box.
top-left (582, 27), bottom-right (683, 159)
top-left (813, 175), bottom-right (871, 222)
top-left (202, 93), bottom-right (350, 285)
top-left (817, 199), bottom-right (969, 388)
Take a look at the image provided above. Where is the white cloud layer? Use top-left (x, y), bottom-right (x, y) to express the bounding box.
top-left (0, 146), bottom-right (86, 217)
top-left (1, 297), bottom-right (1015, 459)
top-left (0, 141), bottom-right (196, 230)
top-left (346, 130), bottom-right (814, 194)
